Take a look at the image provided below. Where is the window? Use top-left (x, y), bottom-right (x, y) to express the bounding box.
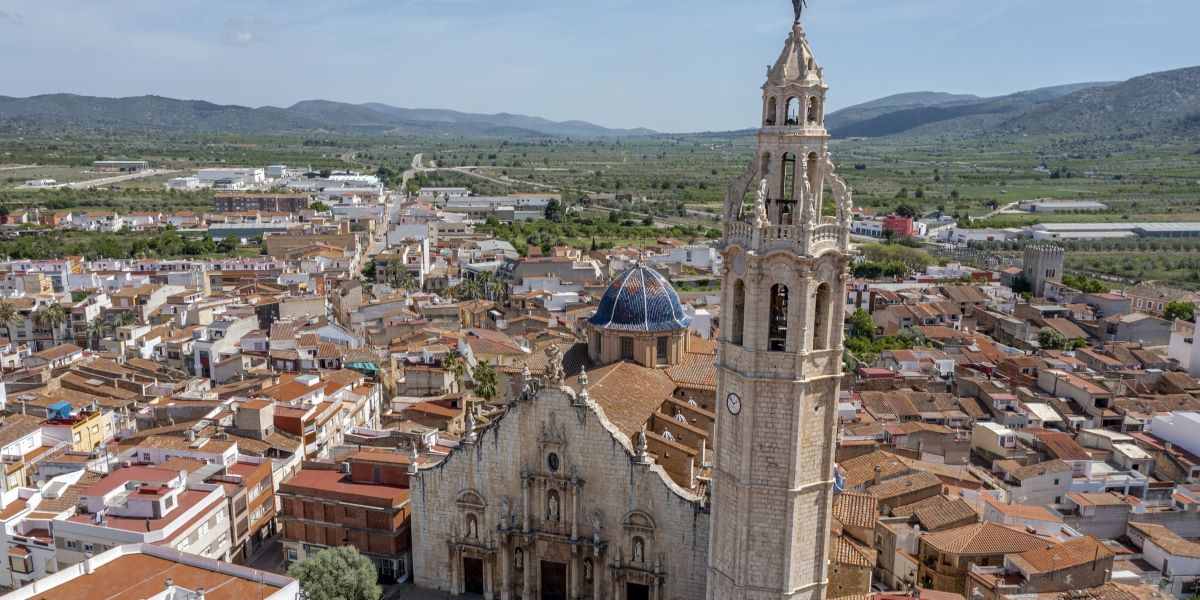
top-left (82, 543), bottom-right (94, 555)
top-left (731, 280), bottom-right (746, 346)
top-left (656, 337), bottom-right (669, 363)
top-left (73, 432), bottom-right (81, 443)
top-left (620, 337), bottom-right (634, 360)
top-left (768, 284), bottom-right (789, 352)
top-left (90, 425), bottom-right (98, 434)
top-left (547, 453), bottom-right (560, 473)
top-left (164, 496), bottom-right (174, 509)
top-left (198, 522), bottom-right (210, 536)
top-left (1053, 479), bottom-right (1060, 485)
top-left (10, 555), bottom-right (31, 574)
top-left (65, 540), bottom-right (77, 550)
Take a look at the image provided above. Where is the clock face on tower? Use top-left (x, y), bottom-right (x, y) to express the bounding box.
top-left (726, 392), bottom-right (742, 415)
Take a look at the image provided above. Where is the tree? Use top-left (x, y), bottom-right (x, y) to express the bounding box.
top-left (544, 198), bottom-right (564, 222)
top-left (473, 359), bottom-right (498, 401)
top-left (33, 303), bottom-right (67, 346)
top-left (1163, 301), bottom-right (1196, 323)
top-left (893, 203), bottom-right (918, 218)
top-left (0, 301), bottom-right (21, 344)
top-left (86, 316), bottom-right (114, 350)
top-left (442, 350), bottom-right (467, 392)
top-left (1038, 327), bottom-right (1072, 350)
top-left (448, 278), bottom-right (484, 301)
top-left (287, 546), bottom-right (381, 600)
top-left (1061, 274), bottom-right (1107, 294)
top-left (849, 309), bottom-right (875, 339)
top-left (310, 201), bottom-right (332, 213)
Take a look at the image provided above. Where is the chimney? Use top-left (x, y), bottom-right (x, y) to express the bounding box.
top-left (1166, 442), bottom-right (1174, 452)
top-left (873, 465), bottom-right (883, 486)
top-left (186, 429), bottom-right (196, 442)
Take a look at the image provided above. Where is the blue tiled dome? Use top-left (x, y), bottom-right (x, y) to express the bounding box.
top-left (588, 265), bottom-right (693, 332)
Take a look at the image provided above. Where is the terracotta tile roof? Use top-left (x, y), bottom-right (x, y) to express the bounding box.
top-left (0, 414), bottom-right (44, 448)
top-left (865, 471), bottom-right (942, 500)
top-left (1130, 522), bottom-right (1200, 559)
top-left (921, 522), bottom-right (1049, 555)
top-left (31, 343), bottom-right (83, 361)
top-left (984, 497), bottom-right (1063, 522)
top-left (1028, 430), bottom-right (1092, 462)
top-left (579, 361), bottom-right (677, 438)
top-left (665, 350), bottom-right (718, 390)
top-left (1010, 535), bottom-right (1112, 574)
top-left (833, 533), bottom-right (876, 567)
top-left (36, 471), bottom-right (104, 513)
top-left (892, 493), bottom-right (955, 518)
top-left (840, 450), bottom-right (910, 489)
top-left (1011, 459), bottom-right (1072, 482)
top-left (269, 322), bottom-right (295, 341)
top-left (832, 492), bottom-right (878, 529)
top-left (913, 498), bottom-right (978, 531)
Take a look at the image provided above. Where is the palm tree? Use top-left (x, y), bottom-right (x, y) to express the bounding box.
top-left (449, 278), bottom-right (484, 301)
top-left (0, 301), bottom-right (21, 344)
top-left (390, 268), bottom-right (420, 293)
top-left (477, 272), bottom-right (509, 303)
top-left (86, 316), bottom-right (114, 350)
top-left (441, 350), bottom-right (467, 393)
top-left (112, 311), bottom-right (140, 327)
top-left (33, 303), bottom-right (67, 348)
top-left (472, 359), bottom-right (498, 402)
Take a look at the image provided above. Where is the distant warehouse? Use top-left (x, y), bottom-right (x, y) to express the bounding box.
top-left (1019, 200), bottom-right (1108, 213)
top-left (92, 160), bottom-right (149, 172)
top-left (1029, 222), bottom-right (1200, 241)
top-left (214, 193), bottom-right (312, 213)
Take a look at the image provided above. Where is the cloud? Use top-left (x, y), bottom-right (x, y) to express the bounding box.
top-left (224, 30), bottom-right (256, 46)
top-left (0, 10), bottom-right (24, 24)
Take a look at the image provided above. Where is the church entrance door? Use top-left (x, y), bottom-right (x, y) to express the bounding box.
top-left (627, 583), bottom-right (651, 600)
top-left (540, 561), bottom-right (567, 600)
top-left (462, 557), bottom-right (484, 595)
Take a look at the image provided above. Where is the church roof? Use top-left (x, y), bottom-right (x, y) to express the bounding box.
top-left (587, 265), bottom-right (692, 333)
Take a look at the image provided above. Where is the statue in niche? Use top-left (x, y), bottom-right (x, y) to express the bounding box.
top-left (633, 538), bottom-right (645, 563)
top-left (514, 547), bottom-right (524, 570)
top-left (548, 491), bottom-right (560, 523)
top-left (467, 515), bottom-right (477, 539)
top-left (584, 558), bottom-right (593, 582)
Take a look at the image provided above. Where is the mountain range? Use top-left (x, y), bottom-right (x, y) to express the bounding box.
top-left (826, 65), bottom-right (1200, 139)
top-left (0, 95), bottom-right (657, 138)
top-left (1, 64), bottom-right (1198, 139)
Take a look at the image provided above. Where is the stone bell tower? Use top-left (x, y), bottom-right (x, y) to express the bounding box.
top-left (705, 8), bottom-right (854, 600)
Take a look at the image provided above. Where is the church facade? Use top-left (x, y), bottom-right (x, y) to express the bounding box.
top-left (409, 358), bottom-right (710, 600)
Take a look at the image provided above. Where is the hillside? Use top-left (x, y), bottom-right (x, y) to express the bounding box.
top-left (1006, 66), bottom-right (1200, 136)
top-left (0, 94), bottom-right (657, 138)
top-left (828, 82), bottom-right (1117, 138)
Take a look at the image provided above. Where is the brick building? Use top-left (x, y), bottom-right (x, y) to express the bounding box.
top-left (214, 193), bottom-right (312, 213)
top-left (279, 452), bottom-right (416, 583)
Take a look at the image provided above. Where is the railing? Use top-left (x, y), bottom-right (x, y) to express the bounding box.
top-left (725, 220), bottom-right (850, 256)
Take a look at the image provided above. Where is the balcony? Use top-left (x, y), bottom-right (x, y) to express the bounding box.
top-left (724, 219), bottom-right (850, 257)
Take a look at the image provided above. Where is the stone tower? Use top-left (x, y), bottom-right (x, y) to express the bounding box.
top-left (706, 12), bottom-right (854, 600)
top-left (1023, 244), bottom-right (1064, 297)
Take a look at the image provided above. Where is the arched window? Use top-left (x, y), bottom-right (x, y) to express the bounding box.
top-left (781, 153), bottom-right (797, 206)
top-left (808, 96), bottom-right (820, 125)
top-left (761, 152), bottom-right (772, 178)
top-left (765, 97), bottom-right (778, 126)
top-left (546, 489), bottom-right (560, 523)
top-left (786, 98), bottom-right (800, 125)
top-left (768, 284), bottom-right (789, 352)
top-left (731, 279), bottom-right (746, 346)
top-left (812, 283), bottom-right (831, 350)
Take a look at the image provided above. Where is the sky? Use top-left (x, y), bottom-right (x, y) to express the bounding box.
top-left (0, 0), bottom-right (1198, 133)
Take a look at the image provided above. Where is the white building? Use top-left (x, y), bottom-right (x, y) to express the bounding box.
top-left (165, 176), bottom-right (201, 190)
top-left (195, 168), bottom-right (266, 188)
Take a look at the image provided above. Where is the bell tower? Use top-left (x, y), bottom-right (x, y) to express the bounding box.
top-left (705, 8), bottom-right (854, 600)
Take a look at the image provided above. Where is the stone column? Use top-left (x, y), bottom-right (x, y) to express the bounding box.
top-left (523, 550), bottom-right (532, 600)
top-left (500, 545), bottom-right (512, 600)
top-left (571, 484), bottom-right (579, 541)
top-left (451, 549), bottom-right (461, 594)
top-left (786, 271), bottom-right (804, 354)
top-left (570, 558), bottom-right (579, 600)
top-left (593, 554), bottom-right (602, 600)
top-left (521, 478), bottom-right (530, 532)
top-left (484, 557), bottom-right (495, 600)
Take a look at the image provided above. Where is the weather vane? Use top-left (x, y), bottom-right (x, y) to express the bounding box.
top-left (792, 0), bottom-right (807, 23)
